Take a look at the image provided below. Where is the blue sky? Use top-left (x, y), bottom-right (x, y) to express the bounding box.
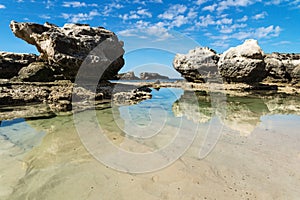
top-left (0, 0), bottom-right (299, 78)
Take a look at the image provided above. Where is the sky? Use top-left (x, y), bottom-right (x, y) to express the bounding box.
top-left (0, 0), bottom-right (300, 78)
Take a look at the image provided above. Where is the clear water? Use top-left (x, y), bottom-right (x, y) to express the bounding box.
top-left (0, 88), bottom-right (300, 199)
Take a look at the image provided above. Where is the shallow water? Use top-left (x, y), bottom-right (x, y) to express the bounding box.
top-left (0, 88), bottom-right (300, 199)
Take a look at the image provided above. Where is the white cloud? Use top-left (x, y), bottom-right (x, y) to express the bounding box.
top-left (196, 0), bottom-right (208, 5)
top-left (187, 9), bottom-right (198, 19)
top-left (219, 23), bottom-right (247, 33)
top-left (120, 8), bottom-right (152, 20)
top-left (203, 4), bottom-right (217, 12)
top-left (118, 20), bottom-right (172, 41)
top-left (171, 15), bottom-right (189, 27)
top-left (63, 1), bottom-right (86, 7)
top-left (232, 25), bottom-right (281, 40)
top-left (16, 0), bottom-right (24, 2)
top-left (216, 17), bottom-right (233, 25)
top-left (252, 12), bottom-right (267, 20)
top-left (217, 0), bottom-right (261, 12)
top-left (45, 0), bottom-right (54, 9)
top-left (103, 2), bottom-right (123, 16)
top-left (237, 15), bottom-right (248, 22)
top-left (137, 9), bottom-right (152, 18)
top-left (40, 14), bottom-right (51, 19)
top-left (158, 4), bottom-right (187, 20)
top-left (0, 4), bottom-right (5, 9)
top-left (196, 15), bottom-right (216, 27)
top-left (62, 10), bottom-right (100, 23)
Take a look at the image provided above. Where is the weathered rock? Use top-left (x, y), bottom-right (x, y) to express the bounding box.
top-left (10, 21), bottom-right (125, 81)
top-left (173, 47), bottom-right (219, 83)
top-left (140, 72), bottom-right (169, 80)
top-left (218, 39), bottom-right (267, 84)
top-left (115, 71), bottom-right (140, 80)
top-left (0, 52), bottom-right (38, 79)
top-left (13, 62), bottom-right (57, 82)
top-left (291, 65), bottom-right (300, 83)
top-left (264, 53), bottom-right (290, 82)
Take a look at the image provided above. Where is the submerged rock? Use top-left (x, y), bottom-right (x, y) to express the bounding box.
top-left (140, 72), bottom-right (169, 80)
top-left (10, 21), bottom-right (125, 81)
top-left (218, 39), bottom-right (267, 84)
top-left (173, 47), bottom-right (219, 83)
top-left (0, 52), bottom-right (38, 79)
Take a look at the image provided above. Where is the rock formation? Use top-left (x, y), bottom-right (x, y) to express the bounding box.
top-left (114, 71), bottom-right (140, 80)
top-left (140, 72), bottom-right (169, 80)
top-left (10, 21), bottom-right (125, 81)
top-left (173, 47), bottom-right (219, 83)
top-left (174, 39), bottom-right (300, 85)
top-left (0, 52), bottom-right (38, 79)
top-left (218, 39), bottom-right (267, 84)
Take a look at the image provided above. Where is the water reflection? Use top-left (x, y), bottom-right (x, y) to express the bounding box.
top-left (0, 89), bottom-right (300, 199)
top-left (173, 91), bottom-right (300, 136)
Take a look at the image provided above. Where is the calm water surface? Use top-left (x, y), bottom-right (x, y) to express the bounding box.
top-left (0, 88), bottom-right (300, 199)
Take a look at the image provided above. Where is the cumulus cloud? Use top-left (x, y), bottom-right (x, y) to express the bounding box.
top-left (202, 4), bottom-right (217, 12)
top-left (237, 15), bottom-right (248, 22)
top-left (252, 12), bottom-right (267, 20)
top-left (158, 4), bottom-right (187, 20)
top-left (0, 4), bottom-right (6, 9)
top-left (119, 8), bottom-right (152, 20)
top-left (118, 20), bottom-right (172, 41)
top-left (196, 0), bottom-right (208, 5)
top-left (217, 0), bottom-right (261, 12)
top-left (103, 2), bottom-right (123, 16)
top-left (62, 10), bottom-right (100, 23)
top-left (232, 25), bottom-right (281, 40)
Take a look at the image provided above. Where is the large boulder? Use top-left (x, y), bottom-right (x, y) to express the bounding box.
top-left (264, 53), bottom-right (291, 82)
top-left (10, 21), bottom-right (125, 81)
top-left (173, 47), bottom-right (219, 83)
top-left (218, 39), bottom-right (267, 84)
top-left (0, 52), bottom-right (38, 79)
top-left (140, 72), bottom-right (169, 80)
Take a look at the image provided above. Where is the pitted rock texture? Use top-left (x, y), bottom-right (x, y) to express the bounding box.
top-left (217, 39), bottom-right (267, 84)
top-left (10, 21), bottom-right (125, 81)
top-left (0, 52), bottom-right (38, 79)
top-left (173, 47), bottom-right (219, 83)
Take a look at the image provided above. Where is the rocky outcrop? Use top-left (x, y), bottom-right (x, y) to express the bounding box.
top-left (10, 21), bottom-right (125, 81)
top-left (173, 39), bottom-right (300, 85)
top-left (140, 72), bottom-right (169, 80)
top-left (292, 65), bottom-right (300, 83)
top-left (0, 52), bottom-right (38, 79)
top-left (13, 62), bottom-right (56, 82)
top-left (218, 39), bottom-right (267, 84)
top-left (115, 71), bottom-right (140, 80)
top-left (265, 53), bottom-right (291, 82)
top-left (173, 47), bottom-right (219, 83)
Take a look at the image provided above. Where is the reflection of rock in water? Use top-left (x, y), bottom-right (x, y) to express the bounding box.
top-left (172, 91), bottom-right (213, 123)
top-left (173, 90), bottom-right (300, 136)
top-left (224, 96), bottom-right (269, 136)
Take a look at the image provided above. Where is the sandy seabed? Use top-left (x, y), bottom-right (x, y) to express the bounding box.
top-left (0, 103), bottom-right (300, 200)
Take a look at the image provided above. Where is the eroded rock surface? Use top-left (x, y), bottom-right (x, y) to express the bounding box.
top-left (218, 39), bottom-right (267, 84)
top-left (173, 47), bottom-right (219, 83)
top-left (10, 21), bottom-right (125, 81)
top-left (0, 52), bottom-right (38, 79)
